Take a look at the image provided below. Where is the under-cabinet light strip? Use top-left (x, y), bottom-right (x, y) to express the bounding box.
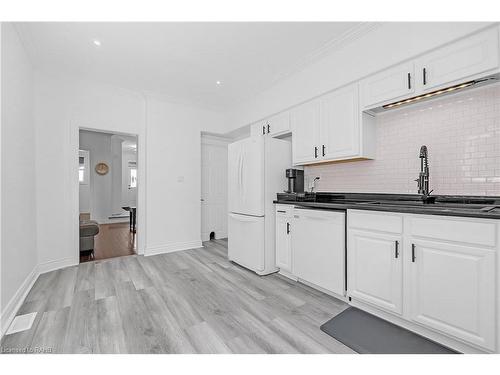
top-left (383, 81), bottom-right (476, 109)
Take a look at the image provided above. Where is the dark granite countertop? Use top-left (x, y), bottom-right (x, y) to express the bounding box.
top-left (274, 192), bottom-right (500, 219)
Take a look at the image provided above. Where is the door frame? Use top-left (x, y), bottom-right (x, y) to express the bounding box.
top-left (71, 125), bottom-right (145, 264)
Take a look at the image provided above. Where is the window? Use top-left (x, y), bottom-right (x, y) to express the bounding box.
top-left (79, 150), bottom-right (89, 185)
top-left (130, 168), bottom-right (137, 188)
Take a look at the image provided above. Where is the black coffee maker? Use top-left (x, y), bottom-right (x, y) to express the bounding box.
top-left (285, 168), bottom-right (304, 193)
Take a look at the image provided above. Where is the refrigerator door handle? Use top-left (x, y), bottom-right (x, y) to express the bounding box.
top-left (229, 212), bottom-right (263, 221)
top-left (241, 150), bottom-right (245, 198)
top-left (238, 150), bottom-right (242, 195)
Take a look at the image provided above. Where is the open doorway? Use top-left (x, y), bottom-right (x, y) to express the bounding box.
top-left (78, 129), bottom-right (138, 263)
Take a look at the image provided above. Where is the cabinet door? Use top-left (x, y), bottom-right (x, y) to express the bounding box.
top-left (415, 27), bottom-right (499, 91)
top-left (319, 84), bottom-right (360, 160)
top-left (292, 209), bottom-right (345, 296)
top-left (291, 100), bottom-right (320, 165)
top-left (348, 230), bottom-right (403, 315)
top-left (228, 213), bottom-right (265, 272)
top-left (250, 122), bottom-right (266, 137)
top-left (360, 61), bottom-right (415, 108)
top-left (408, 239), bottom-right (495, 351)
top-left (275, 213), bottom-right (292, 272)
top-left (267, 112), bottom-right (291, 137)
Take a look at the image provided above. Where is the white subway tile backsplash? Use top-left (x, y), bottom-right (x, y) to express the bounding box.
top-left (305, 84), bottom-right (500, 196)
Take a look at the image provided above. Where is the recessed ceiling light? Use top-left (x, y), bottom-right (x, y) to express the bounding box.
top-left (93, 39), bottom-right (101, 47)
top-left (216, 81), bottom-right (221, 85)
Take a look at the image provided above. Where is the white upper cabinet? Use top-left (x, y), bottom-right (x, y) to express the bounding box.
top-left (251, 111), bottom-right (291, 137)
top-left (415, 27), bottom-right (499, 92)
top-left (292, 83), bottom-right (375, 166)
top-left (266, 112), bottom-right (291, 137)
top-left (360, 61), bottom-right (415, 108)
top-left (361, 26), bottom-right (500, 110)
top-left (291, 99), bottom-right (320, 165)
top-left (320, 84), bottom-right (361, 160)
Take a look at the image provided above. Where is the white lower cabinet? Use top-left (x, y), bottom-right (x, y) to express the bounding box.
top-left (347, 209), bottom-right (499, 353)
top-left (408, 238), bottom-right (496, 351)
top-left (348, 230), bottom-right (403, 315)
top-left (275, 206), bottom-right (292, 273)
top-left (292, 209), bottom-right (345, 296)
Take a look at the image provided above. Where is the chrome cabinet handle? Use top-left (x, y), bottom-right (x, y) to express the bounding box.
top-left (411, 243), bottom-right (416, 262)
top-left (286, 222), bottom-right (290, 234)
top-left (423, 68), bottom-right (427, 85)
top-left (314, 146), bottom-right (318, 158)
top-left (407, 72), bottom-right (411, 90)
top-left (395, 240), bottom-right (399, 258)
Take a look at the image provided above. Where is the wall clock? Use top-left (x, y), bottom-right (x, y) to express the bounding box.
top-left (95, 162), bottom-right (109, 175)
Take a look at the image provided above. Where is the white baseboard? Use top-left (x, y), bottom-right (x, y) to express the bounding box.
top-left (1, 255), bottom-right (78, 339)
top-left (37, 257), bottom-right (77, 274)
top-left (97, 218), bottom-right (130, 225)
top-left (0, 265), bottom-right (39, 338)
top-left (145, 240), bottom-right (203, 256)
top-left (215, 232), bottom-right (227, 240)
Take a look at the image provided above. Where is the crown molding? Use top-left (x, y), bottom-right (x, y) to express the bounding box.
top-left (232, 22), bottom-right (383, 107)
top-left (269, 22), bottom-right (383, 87)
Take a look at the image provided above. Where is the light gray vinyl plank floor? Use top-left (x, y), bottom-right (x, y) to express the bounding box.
top-left (0, 238), bottom-right (354, 354)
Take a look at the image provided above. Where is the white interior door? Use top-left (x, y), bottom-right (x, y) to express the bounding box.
top-left (201, 138), bottom-right (228, 241)
top-left (228, 213), bottom-right (264, 272)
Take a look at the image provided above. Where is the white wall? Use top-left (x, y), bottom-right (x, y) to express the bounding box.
top-left (33, 72), bottom-right (225, 268)
top-left (34, 72), bottom-right (147, 268)
top-left (144, 96), bottom-right (224, 254)
top-left (0, 23), bottom-right (37, 333)
top-left (121, 147), bottom-right (137, 207)
top-left (110, 135), bottom-right (124, 215)
top-left (225, 22), bottom-right (496, 132)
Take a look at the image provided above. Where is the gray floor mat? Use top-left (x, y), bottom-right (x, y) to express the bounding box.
top-left (320, 307), bottom-right (457, 354)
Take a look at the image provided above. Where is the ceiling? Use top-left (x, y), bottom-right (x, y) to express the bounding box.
top-left (15, 22), bottom-right (376, 111)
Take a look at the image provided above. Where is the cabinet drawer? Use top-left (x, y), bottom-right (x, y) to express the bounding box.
top-left (275, 204), bottom-right (293, 216)
top-left (407, 215), bottom-right (497, 247)
top-left (348, 210), bottom-right (403, 234)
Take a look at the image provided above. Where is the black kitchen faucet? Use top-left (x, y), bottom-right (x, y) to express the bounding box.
top-left (416, 145), bottom-right (435, 204)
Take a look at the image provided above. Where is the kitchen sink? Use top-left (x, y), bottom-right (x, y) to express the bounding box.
top-left (351, 200), bottom-right (494, 212)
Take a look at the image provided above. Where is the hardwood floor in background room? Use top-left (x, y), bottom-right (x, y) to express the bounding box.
top-left (1, 239), bottom-right (354, 354)
top-left (81, 223), bottom-right (136, 263)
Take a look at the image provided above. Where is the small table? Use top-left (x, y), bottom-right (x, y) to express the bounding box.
top-left (122, 206), bottom-right (137, 233)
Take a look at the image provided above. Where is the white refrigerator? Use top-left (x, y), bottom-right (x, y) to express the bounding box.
top-left (228, 136), bottom-right (291, 275)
